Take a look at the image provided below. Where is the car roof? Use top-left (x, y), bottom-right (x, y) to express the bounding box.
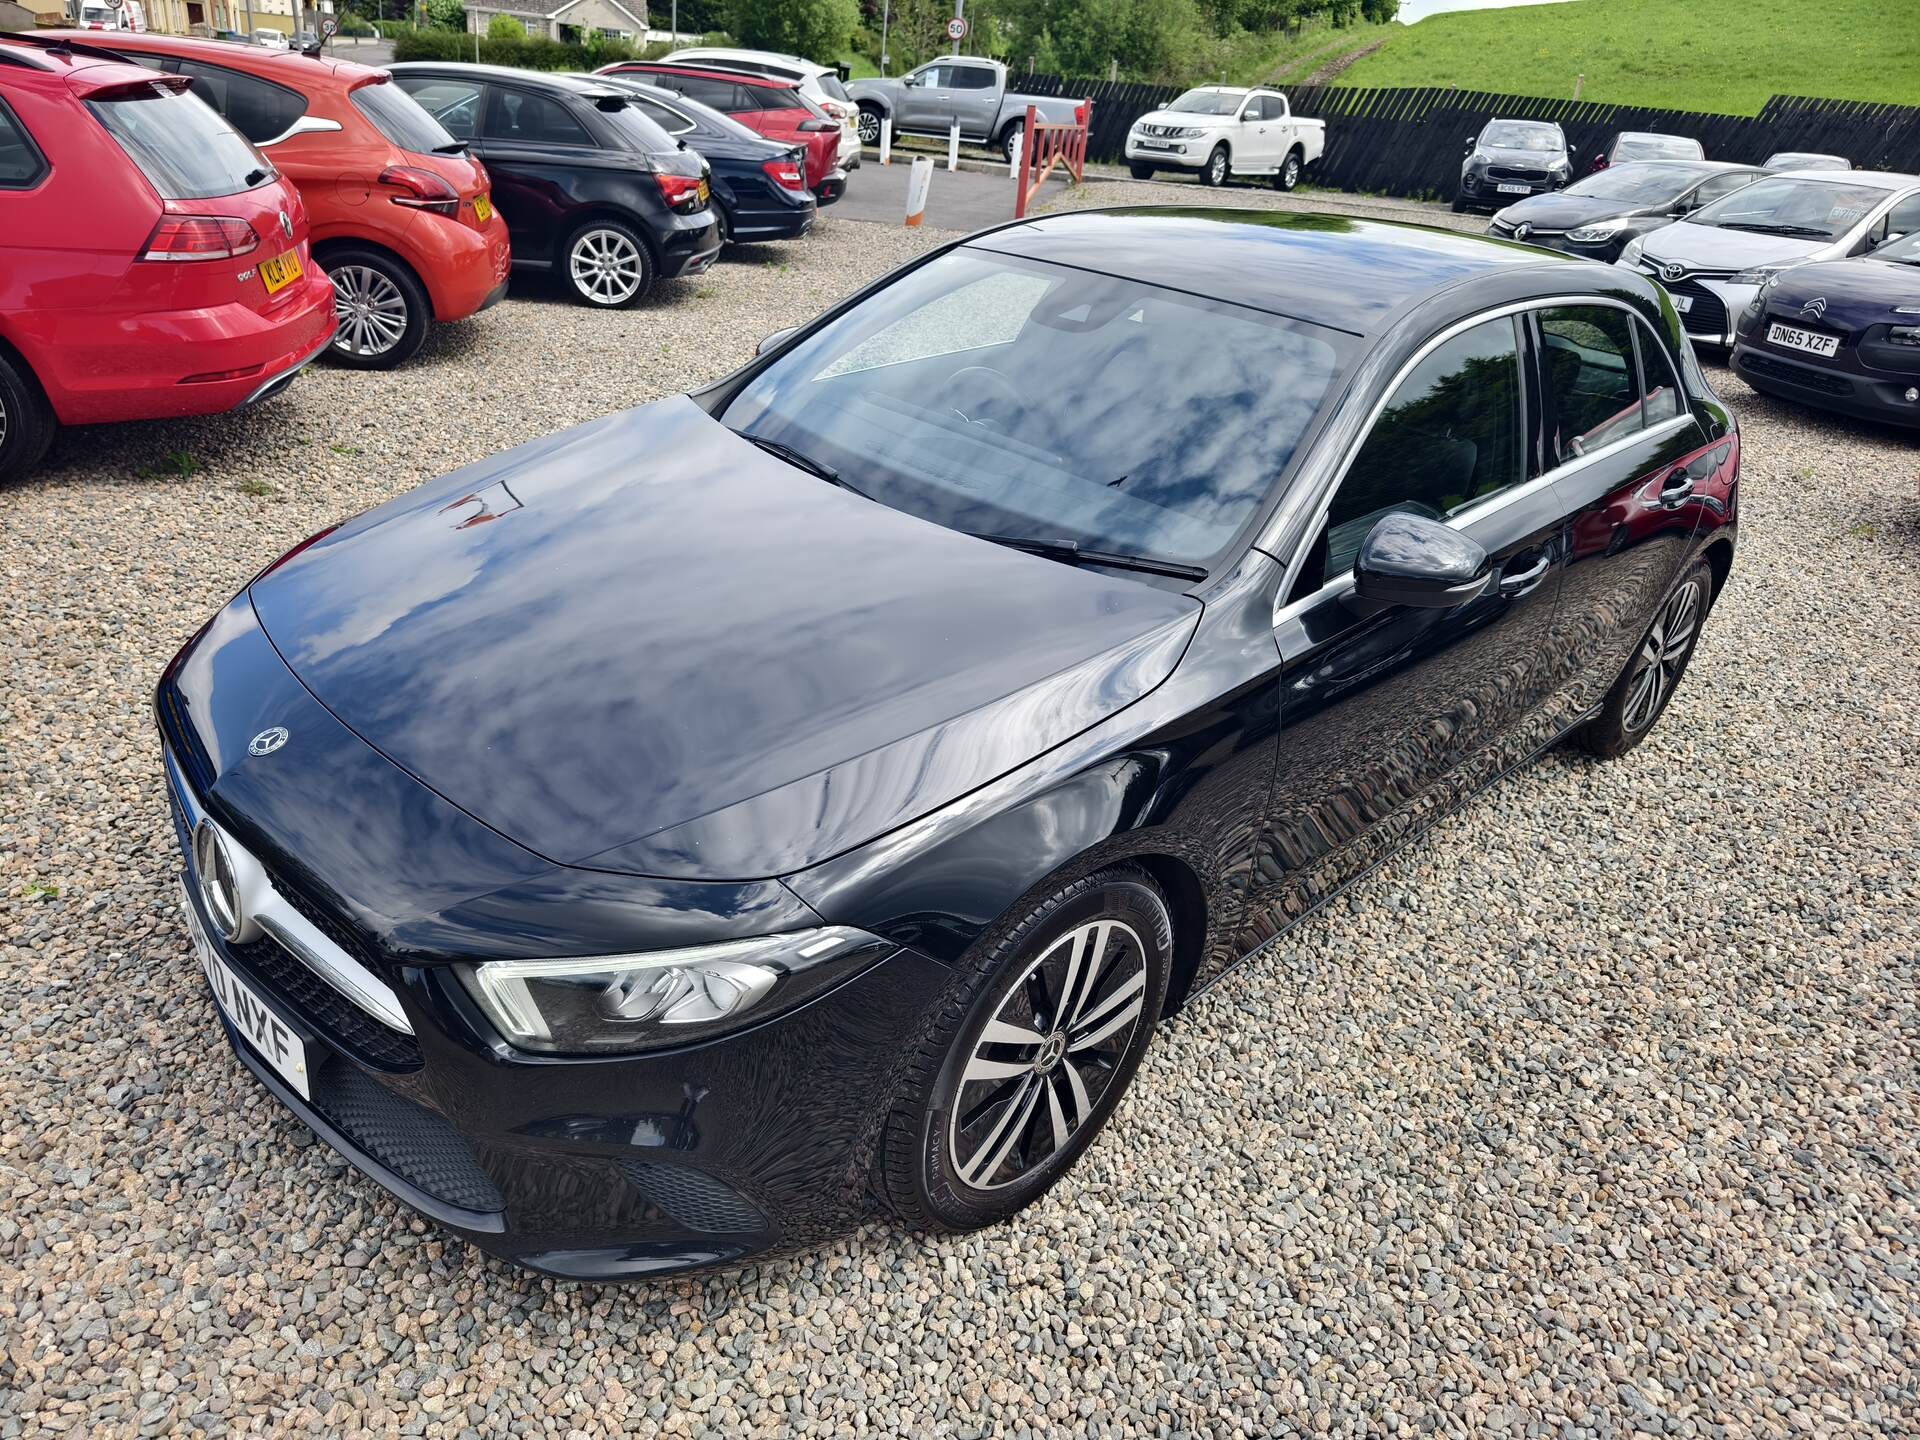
top-left (38, 29), bottom-right (383, 85)
top-left (967, 208), bottom-right (1581, 337)
top-left (389, 60), bottom-right (628, 98)
top-left (1616, 130), bottom-right (1695, 140)
top-left (1589, 159), bottom-right (1758, 178)
top-left (1760, 168), bottom-right (1918, 188)
top-left (611, 61), bottom-right (792, 89)
top-left (667, 46), bottom-right (830, 77)
top-left (0, 32), bottom-right (167, 80)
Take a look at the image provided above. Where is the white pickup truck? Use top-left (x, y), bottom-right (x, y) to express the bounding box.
top-left (1125, 86), bottom-right (1325, 190)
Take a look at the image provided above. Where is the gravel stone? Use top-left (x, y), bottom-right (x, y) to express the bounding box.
top-left (2, 192), bottom-right (1916, 1439)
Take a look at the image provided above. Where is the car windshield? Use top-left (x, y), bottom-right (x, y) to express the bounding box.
top-left (1167, 89), bottom-right (1243, 116)
top-left (1689, 176), bottom-right (1891, 238)
top-left (1564, 163), bottom-right (1703, 204)
top-left (719, 249), bottom-right (1349, 570)
top-left (87, 83), bottom-right (270, 200)
top-left (1483, 122), bottom-right (1561, 151)
top-left (1613, 133), bottom-right (1701, 161)
top-left (350, 78), bottom-right (459, 154)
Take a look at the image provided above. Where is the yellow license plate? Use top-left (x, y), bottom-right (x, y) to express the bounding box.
top-left (473, 193), bottom-right (493, 224)
top-left (259, 249), bottom-right (301, 295)
top-left (698, 179), bottom-right (710, 204)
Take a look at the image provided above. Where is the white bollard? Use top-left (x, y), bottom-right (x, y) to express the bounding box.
top-left (904, 155), bottom-right (933, 227)
top-left (948, 122), bottom-right (961, 172)
top-left (880, 115), bottom-right (892, 166)
top-left (1008, 132), bottom-right (1023, 178)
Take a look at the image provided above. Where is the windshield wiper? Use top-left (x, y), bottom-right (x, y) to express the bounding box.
top-left (433, 140), bottom-right (469, 154)
top-left (971, 533), bottom-right (1206, 581)
top-left (1717, 221), bottom-right (1830, 237)
top-left (732, 428), bottom-right (871, 499)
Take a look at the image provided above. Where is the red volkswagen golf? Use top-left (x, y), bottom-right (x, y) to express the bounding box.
top-left (0, 36), bottom-right (336, 486)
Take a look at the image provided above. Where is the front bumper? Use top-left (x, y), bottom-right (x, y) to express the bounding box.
top-left (1126, 134), bottom-right (1204, 169)
top-left (1730, 339), bottom-right (1920, 426)
top-left (1459, 170), bottom-right (1564, 207)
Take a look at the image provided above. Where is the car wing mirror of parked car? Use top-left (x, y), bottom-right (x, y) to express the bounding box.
top-left (260, 114), bottom-right (343, 147)
top-left (757, 326), bottom-right (798, 357)
top-left (1350, 513), bottom-right (1492, 610)
top-left (1463, 135), bottom-right (1476, 151)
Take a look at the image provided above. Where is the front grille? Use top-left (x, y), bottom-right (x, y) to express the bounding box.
top-left (1740, 350), bottom-right (1853, 395)
top-left (306, 1061), bottom-right (503, 1214)
top-left (227, 935), bottom-right (423, 1070)
top-left (1669, 279), bottom-right (1729, 338)
top-left (1488, 165), bottom-right (1548, 181)
top-left (1138, 123), bottom-right (1189, 138)
top-left (616, 1159), bottom-right (766, 1234)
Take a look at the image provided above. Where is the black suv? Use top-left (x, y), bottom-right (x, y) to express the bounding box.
top-left (390, 63), bottom-right (719, 307)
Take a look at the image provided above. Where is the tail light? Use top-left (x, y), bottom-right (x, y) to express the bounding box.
top-left (655, 172), bottom-right (707, 214)
top-left (379, 165), bottom-right (460, 217)
top-left (140, 215), bottom-right (259, 262)
top-left (763, 156), bottom-right (805, 192)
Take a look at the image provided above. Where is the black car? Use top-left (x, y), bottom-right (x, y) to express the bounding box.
top-left (159, 210), bottom-right (1739, 1280)
top-left (1455, 117), bottom-right (1571, 211)
top-left (1590, 130), bottom-right (1704, 172)
top-left (1490, 160), bottom-right (1764, 262)
top-left (601, 78), bottom-right (817, 245)
top-left (1731, 228), bottom-right (1920, 425)
top-left (389, 63), bottom-right (719, 307)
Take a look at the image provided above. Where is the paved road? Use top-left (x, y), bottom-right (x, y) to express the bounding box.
top-left (832, 152), bottom-right (1075, 232)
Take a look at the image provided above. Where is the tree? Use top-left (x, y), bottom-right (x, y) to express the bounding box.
top-left (421, 0), bottom-right (464, 29)
top-left (723, 0), bottom-right (859, 60)
top-left (487, 12), bottom-right (523, 37)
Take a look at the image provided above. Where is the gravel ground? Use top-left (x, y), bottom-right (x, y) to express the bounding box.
top-left (4, 193), bottom-right (1918, 1439)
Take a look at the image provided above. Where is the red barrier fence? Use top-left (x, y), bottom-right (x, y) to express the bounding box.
top-left (1013, 101), bottom-right (1091, 220)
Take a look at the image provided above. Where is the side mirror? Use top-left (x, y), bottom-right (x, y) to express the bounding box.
top-left (1874, 229), bottom-right (1907, 250)
top-left (1464, 134), bottom-right (1477, 150)
top-left (1352, 513), bottom-right (1491, 609)
top-left (1591, 152), bottom-right (1608, 171)
top-left (757, 326), bottom-right (798, 357)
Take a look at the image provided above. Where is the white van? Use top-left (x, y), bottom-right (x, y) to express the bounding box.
top-left (78, 1), bottom-right (147, 30)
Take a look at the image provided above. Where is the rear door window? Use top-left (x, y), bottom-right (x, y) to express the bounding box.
top-left (87, 83), bottom-right (270, 200)
top-left (175, 60), bottom-right (307, 144)
top-left (1538, 306), bottom-right (1643, 461)
top-left (627, 94), bottom-right (694, 135)
top-left (0, 98), bottom-right (46, 189)
top-left (652, 73), bottom-right (743, 112)
top-left (949, 66), bottom-right (996, 90)
top-left (483, 87), bottom-right (594, 147)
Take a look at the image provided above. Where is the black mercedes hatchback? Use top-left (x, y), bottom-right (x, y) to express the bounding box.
top-left (159, 211), bottom-right (1739, 1280)
top-left (389, 62), bottom-right (719, 307)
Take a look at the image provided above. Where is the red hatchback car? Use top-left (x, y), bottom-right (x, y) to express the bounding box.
top-left (598, 62), bottom-right (846, 204)
top-left (0, 36), bottom-right (335, 486)
top-left (52, 32), bottom-right (508, 369)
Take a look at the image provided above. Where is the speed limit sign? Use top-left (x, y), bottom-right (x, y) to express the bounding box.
top-left (945, 16), bottom-right (967, 40)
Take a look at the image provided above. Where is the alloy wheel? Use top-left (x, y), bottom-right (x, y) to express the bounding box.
top-left (858, 109), bottom-right (880, 144)
top-left (569, 229), bottom-right (644, 306)
top-left (946, 918), bottom-right (1148, 1192)
top-left (0, 389), bottom-right (8, 452)
top-left (1284, 155), bottom-right (1300, 188)
top-left (329, 265), bottom-right (410, 358)
top-left (1623, 577), bottom-right (1702, 732)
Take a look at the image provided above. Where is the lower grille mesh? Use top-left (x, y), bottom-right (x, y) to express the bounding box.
top-left (307, 1063), bottom-right (504, 1214)
top-left (1741, 350), bottom-right (1853, 395)
top-left (617, 1159), bottom-right (766, 1234)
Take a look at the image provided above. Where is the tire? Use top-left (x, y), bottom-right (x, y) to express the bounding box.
top-left (999, 124), bottom-right (1022, 164)
top-left (561, 219), bottom-right (653, 308)
top-left (1275, 147), bottom-right (1303, 191)
top-left (0, 347), bottom-right (56, 488)
top-left (1198, 143), bottom-right (1230, 188)
top-left (1578, 559), bottom-right (1713, 760)
top-left (321, 246), bottom-right (430, 370)
top-left (1128, 161), bottom-right (1155, 180)
top-left (714, 202), bottom-right (733, 248)
top-left (856, 104), bottom-right (883, 146)
top-left (876, 865), bottom-right (1172, 1231)
top-left (1451, 194), bottom-right (1469, 213)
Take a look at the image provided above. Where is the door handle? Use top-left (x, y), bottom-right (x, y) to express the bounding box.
top-left (1658, 467), bottom-right (1696, 509)
top-left (1498, 553), bottom-right (1551, 594)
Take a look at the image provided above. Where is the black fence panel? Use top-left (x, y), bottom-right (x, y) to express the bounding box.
top-left (1008, 73), bottom-right (1920, 201)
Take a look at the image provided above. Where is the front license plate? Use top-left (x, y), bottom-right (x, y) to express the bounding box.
top-left (1767, 321), bottom-right (1840, 358)
top-left (1497, 182), bottom-right (1532, 194)
top-left (185, 885), bottom-right (312, 1099)
top-left (1671, 294), bottom-right (1694, 313)
top-left (259, 248), bottom-right (302, 295)
top-left (472, 192), bottom-right (493, 224)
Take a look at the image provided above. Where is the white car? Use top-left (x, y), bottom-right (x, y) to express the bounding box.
top-left (252, 28), bottom-right (290, 49)
top-left (1620, 169), bottom-right (1920, 345)
top-left (1125, 86), bottom-right (1325, 190)
top-left (662, 47), bottom-right (860, 171)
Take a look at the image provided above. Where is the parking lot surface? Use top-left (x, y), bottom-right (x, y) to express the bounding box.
top-left (4, 193), bottom-right (1917, 1438)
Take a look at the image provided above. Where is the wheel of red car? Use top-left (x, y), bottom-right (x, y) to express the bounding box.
top-left (321, 247), bottom-right (430, 370)
top-left (0, 348), bottom-right (56, 488)
top-left (563, 220), bottom-right (654, 308)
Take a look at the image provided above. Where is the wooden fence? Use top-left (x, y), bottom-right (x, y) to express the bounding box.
top-left (1007, 73), bottom-right (1920, 200)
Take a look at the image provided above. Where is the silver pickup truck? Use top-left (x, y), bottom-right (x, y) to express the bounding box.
top-left (849, 57), bottom-right (1084, 162)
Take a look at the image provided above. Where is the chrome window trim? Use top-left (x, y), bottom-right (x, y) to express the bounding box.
top-left (1268, 293), bottom-right (1696, 627)
top-left (260, 113), bottom-right (342, 148)
top-left (166, 751), bottom-right (414, 1036)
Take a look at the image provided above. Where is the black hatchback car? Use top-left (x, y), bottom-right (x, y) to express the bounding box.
top-left (159, 211), bottom-right (1738, 1280)
top-left (601, 77), bottom-right (817, 245)
top-left (389, 63), bottom-right (719, 307)
top-left (1489, 160), bottom-right (1764, 262)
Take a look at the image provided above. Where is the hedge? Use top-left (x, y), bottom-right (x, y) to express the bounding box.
top-left (390, 29), bottom-right (658, 69)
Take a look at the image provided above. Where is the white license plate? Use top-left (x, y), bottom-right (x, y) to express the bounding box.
top-left (1767, 321), bottom-right (1840, 358)
top-left (1497, 182), bottom-right (1532, 194)
top-left (1139, 140), bottom-right (1178, 151)
top-left (185, 884), bottom-right (312, 1099)
top-left (1671, 294), bottom-right (1693, 313)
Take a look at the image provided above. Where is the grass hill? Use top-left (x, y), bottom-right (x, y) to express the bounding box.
top-left (1333, 0), bottom-right (1920, 115)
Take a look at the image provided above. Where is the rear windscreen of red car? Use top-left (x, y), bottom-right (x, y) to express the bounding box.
top-left (87, 84), bottom-right (270, 200)
top-left (351, 78), bottom-right (460, 156)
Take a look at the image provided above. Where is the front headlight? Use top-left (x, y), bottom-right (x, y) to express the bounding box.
top-left (1566, 217), bottom-right (1630, 243)
top-left (1469, 150), bottom-right (1490, 166)
top-left (1175, 126), bottom-right (1206, 138)
top-left (460, 927), bottom-right (885, 1054)
top-left (1619, 237), bottom-right (1646, 267)
top-left (1728, 266), bottom-right (1780, 287)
